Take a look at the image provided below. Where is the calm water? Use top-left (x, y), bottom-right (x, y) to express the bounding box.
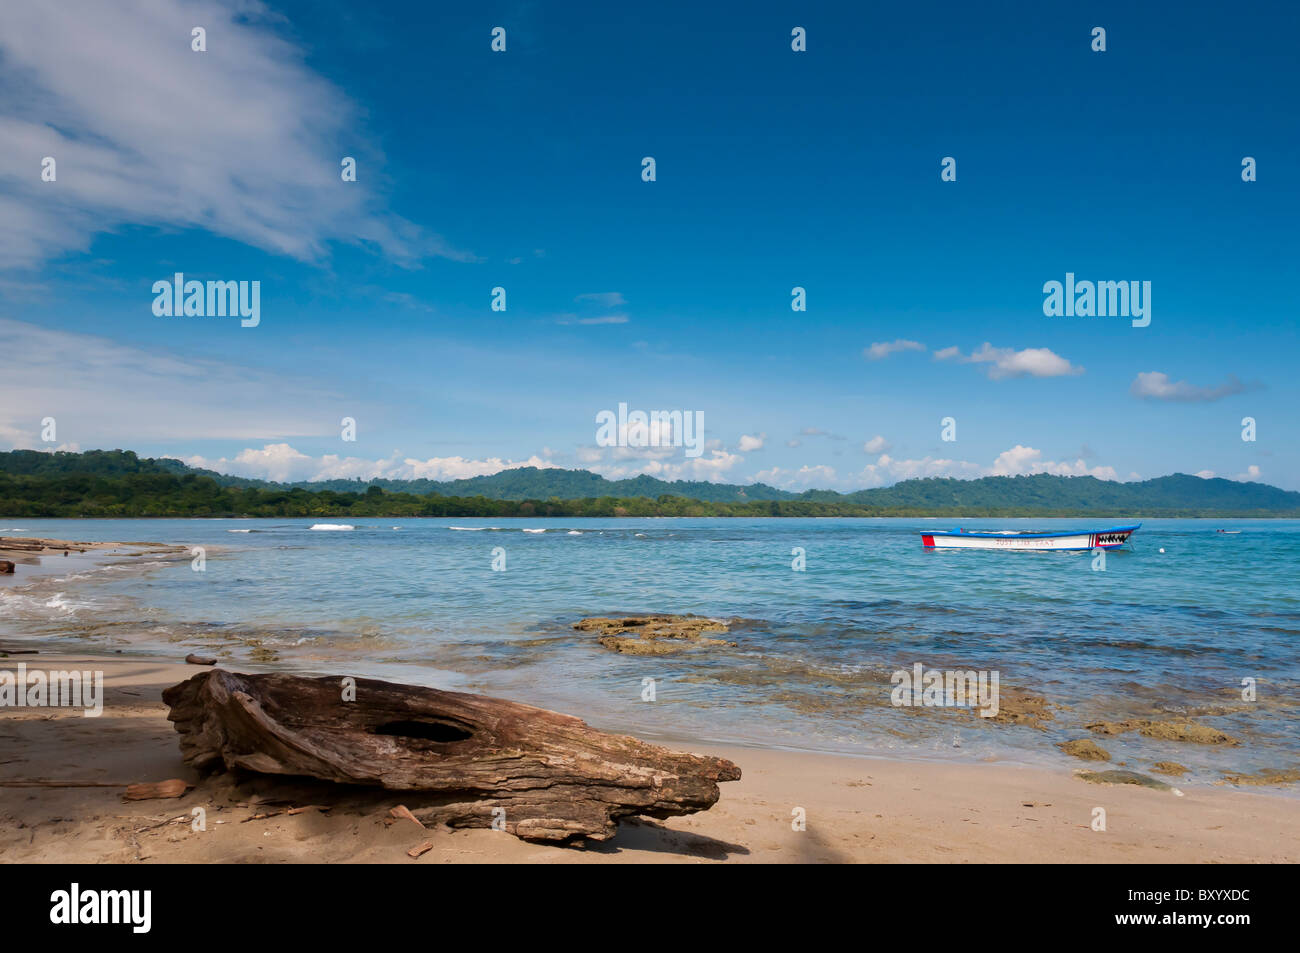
top-left (2, 517), bottom-right (1297, 785)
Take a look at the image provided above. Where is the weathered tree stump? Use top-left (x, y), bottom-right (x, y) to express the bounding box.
top-left (162, 669), bottom-right (740, 843)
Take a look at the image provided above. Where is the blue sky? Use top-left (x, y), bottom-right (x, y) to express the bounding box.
top-left (1, 0), bottom-right (1296, 488)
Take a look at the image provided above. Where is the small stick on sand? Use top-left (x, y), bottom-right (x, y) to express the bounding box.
top-left (242, 811), bottom-right (285, 823)
top-left (0, 779), bottom-right (127, 788)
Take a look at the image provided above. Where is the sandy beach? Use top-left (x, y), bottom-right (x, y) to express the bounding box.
top-left (1, 652), bottom-right (1295, 864)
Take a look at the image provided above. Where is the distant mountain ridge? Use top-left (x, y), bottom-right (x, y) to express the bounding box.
top-left (2, 449), bottom-right (1297, 515)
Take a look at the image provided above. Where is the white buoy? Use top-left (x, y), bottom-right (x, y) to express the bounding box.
top-left (1159, 547), bottom-right (1165, 553)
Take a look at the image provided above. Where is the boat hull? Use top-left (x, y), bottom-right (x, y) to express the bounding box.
top-left (920, 525), bottom-right (1139, 551)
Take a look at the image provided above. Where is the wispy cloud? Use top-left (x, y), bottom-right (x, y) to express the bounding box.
top-left (0, 318), bottom-right (346, 446)
top-left (737, 433), bottom-right (765, 452)
top-left (864, 339), bottom-right (925, 360)
top-left (798, 426), bottom-right (845, 440)
top-left (556, 314), bottom-right (629, 325)
top-left (1130, 371), bottom-right (1253, 402)
top-left (0, 0), bottom-right (473, 270)
top-left (574, 292), bottom-right (626, 307)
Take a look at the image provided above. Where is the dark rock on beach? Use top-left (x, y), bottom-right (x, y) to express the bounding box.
top-left (1076, 770), bottom-right (1172, 791)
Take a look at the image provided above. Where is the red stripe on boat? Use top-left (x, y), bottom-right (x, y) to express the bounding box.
top-left (921, 534), bottom-right (935, 547)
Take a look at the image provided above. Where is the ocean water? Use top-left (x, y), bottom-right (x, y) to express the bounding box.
top-left (2, 517), bottom-right (1297, 786)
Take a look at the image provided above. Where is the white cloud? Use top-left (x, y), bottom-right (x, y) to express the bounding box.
top-left (0, 0), bottom-right (472, 270)
top-left (738, 433), bottom-right (765, 452)
top-left (186, 443), bottom-right (559, 483)
top-left (0, 318), bottom-right (343, 445)
top-left (865, 339), bottom-right (925, 360)
top-left (990, 445), bottom-right (1118, 480)
top-left (931, 346), bottom-right (961, 361)
top-left (1235, 465), bottom-right (1262, 482)
top-left (1130, 372), bottom-right (1250, 402)
top-left (856, 454), bottom-right (985, 487)
top-left (762, 445), bottom-right (1124, 490)
top-left (863, 435), bottom-right (892, 454)
top-left (572, 415), bottom-right (741, 482)
top-left (1195, 469), bottom-right (1216, 479)
top-left (949, 343), bottom-right (1083, 379)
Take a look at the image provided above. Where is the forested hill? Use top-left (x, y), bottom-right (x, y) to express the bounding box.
top-left (1, 449), bottom-right (1297, 516)
top-left (0, 451), bottom-right (788, 500)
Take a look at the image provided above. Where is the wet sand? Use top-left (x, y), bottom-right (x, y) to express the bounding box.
top-left (1, 653), bottom-right (1296, 864)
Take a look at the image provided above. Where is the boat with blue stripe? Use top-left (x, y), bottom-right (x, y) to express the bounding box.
top-left (920, 523), bottom-right (1140, 551)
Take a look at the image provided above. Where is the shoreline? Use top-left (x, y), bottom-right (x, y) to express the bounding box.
top-left (6, 514), bottom-right (1300, 520)
top-left (2, 532), bottom-right (1297, 795)
top-left (2, 530), bottom-right (1300, 852)
top-left (1, 652), bottom-right (1296, 863)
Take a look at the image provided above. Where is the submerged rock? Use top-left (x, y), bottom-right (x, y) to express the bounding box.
top-left (575, 615), bottom-right (738, 656)
top-left (1219, 767), bottom-right (1300, 787)
top-left (1151, 761), bottom-right (1190, 776)
top-left (1076, 769), bottom-right (1171, 791)
top-left (1058, 738), bottom-right (1110, 761)
top-left (987, 687), bottom-right (1060, 730)
top-left (1084, 719), bottom-right (1239, 746)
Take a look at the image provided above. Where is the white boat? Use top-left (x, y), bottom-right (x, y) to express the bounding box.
top-left (920, 524), bottom-right (1140, 551)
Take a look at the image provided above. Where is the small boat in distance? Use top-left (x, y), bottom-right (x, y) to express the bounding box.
top-left (920, 524), bottom-right (1140, 551)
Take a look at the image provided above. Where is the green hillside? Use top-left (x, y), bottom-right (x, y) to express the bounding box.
top-left (1, 449), bottom-right (1296, 517)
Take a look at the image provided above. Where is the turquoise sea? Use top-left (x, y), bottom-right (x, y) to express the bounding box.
top-left (2, 517), bottom-right (1297, 786)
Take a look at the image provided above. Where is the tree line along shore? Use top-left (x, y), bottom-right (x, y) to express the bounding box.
top-left (1, 471), bottom-right (1296, 518)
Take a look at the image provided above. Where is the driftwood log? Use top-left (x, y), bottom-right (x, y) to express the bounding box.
top-left (162, 669), bottom-right (740, 843)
